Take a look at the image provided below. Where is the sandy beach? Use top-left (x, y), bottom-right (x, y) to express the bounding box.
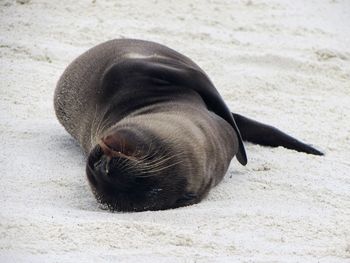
top-left (1, 0), bottom-right (350, 262)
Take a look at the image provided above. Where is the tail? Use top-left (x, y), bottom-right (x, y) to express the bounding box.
top-left (232, 113), bottom-right (323, 156)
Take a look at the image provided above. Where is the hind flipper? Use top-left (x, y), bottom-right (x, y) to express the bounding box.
top-left (232, 113), bottom-right (323, 156)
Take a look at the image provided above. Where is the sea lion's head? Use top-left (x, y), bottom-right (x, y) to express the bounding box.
top-left (86, 125), bottom-right (196, 212)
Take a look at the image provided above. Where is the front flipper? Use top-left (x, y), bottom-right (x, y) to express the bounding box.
top-left (232, 113), bottom-right (323, 156)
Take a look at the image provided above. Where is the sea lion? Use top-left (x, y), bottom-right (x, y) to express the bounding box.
top-left (54, 39), bottom-right (323, 212)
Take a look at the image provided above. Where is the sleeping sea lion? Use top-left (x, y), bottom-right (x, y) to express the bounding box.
top-left (54, 39), bottom-right (323, 211)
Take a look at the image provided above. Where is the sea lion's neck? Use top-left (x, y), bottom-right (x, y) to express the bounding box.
top-left (87, 89), bottom-right (206, 148)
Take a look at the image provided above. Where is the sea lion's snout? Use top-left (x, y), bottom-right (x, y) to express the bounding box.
top-left (86, 130), bottom-right (140, 192)
top-left (86, 128), bottom-right (191, 212)
top-left (87, 131), bottom-right (142, 186)
top-left (87, 149), bottom-right (136, 191)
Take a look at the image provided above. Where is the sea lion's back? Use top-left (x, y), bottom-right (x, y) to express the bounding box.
top-left (54, 39), bottom-right (198, 145)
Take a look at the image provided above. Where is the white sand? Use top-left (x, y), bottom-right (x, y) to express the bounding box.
top-left (1, 0), bottom-right (350, 262)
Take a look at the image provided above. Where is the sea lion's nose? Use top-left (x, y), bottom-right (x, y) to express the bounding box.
top-left (88, 149), bottom-right (138, 190)
top-left (93, 154), bottom-right (110, 176)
